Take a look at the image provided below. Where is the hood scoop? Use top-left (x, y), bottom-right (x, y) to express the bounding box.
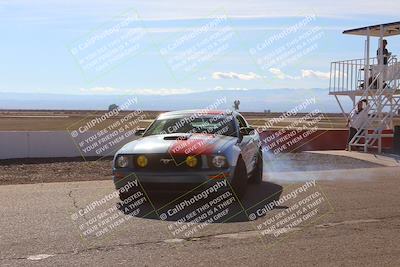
top-left (163, 135), bottom-right (189, 141)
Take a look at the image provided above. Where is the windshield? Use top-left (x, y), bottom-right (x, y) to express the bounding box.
top-left (144, 115), bottom-right (237, 137)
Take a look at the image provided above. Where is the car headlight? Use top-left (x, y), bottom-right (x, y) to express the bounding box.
top-left (116, 155), bottom-right (129, 168)
top-left (185, 156), bottom-right (198, 167)
top-left (211, 155), bottom-right (227, 168)
top-left (136, 155), bottom-right (148, 168)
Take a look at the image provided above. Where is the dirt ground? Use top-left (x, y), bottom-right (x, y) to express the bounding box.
top-left (0, 110), bottom-right (353, 131)
top-left (0, 152), bottom-right (382, 185)
top-left (0, 157), bottom-right (113, 185)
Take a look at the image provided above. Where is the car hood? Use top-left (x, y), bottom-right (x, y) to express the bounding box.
top-left (117, 133), bottom-right (237, 156)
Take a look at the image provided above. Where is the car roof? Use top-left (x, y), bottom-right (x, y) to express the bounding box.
top-left (157, 109), bottom-right (239, 119)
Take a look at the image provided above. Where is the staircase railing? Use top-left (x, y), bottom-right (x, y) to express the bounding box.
top-left (348, 57), bottom-right (400, 152)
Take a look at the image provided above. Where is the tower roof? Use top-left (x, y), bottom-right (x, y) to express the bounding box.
top-left (343, 21), bottom-right (400, 37)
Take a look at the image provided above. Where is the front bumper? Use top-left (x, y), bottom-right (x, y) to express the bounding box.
top-left (112, 168), bottom-right (235, 193)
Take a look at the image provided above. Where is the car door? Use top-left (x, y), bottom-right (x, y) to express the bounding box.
top-left (236, 114), bottom-right (258, 173)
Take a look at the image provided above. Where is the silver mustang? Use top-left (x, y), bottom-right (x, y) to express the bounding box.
top-left (112, 110), bottom-right (263, 199)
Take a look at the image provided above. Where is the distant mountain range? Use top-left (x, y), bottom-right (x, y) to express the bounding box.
top-left (0, 89), bottom-right (353, 113)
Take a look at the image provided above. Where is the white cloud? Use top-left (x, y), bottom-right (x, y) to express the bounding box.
top-left (79, 86), bottom-right (251, 95)
top-left (80, 87), bottom-right (195, 95)
top-left (79, 87), bottom-right (117, 93)
top-left (214, 86), bottom-right (248, 91)
top-left (269, 68), bottom-right (332, 80)
top-left (212, 72), bottom-right (261, 81)
top-left (2, 0), bottom-right (399, 25)
top-left (125, 0), bottom-right (400, 20)
top-left (269, 68), bottom-right (286, 80)
top-left (268, 68), bottom-right (300, 80)
top-left (301, 69), bottom-right (330, 80)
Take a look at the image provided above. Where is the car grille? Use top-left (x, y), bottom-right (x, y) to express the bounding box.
top-left (132, 154), bottom-right (203, 171)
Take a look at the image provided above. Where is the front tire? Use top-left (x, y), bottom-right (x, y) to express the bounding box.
top-left (249, 150), bottom-right (263, 184)
top-left (231, 157), bottom-right (247, 199)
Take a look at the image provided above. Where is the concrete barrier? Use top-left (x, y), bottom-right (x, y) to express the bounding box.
top-left (260, 129), bottom-right (394, 153)
top-left (0, 130), bottom-right (394, 160)
top-left (0, 131), bottom-right (30, 159)
top-left (0, 131), bottom-right (138, 160)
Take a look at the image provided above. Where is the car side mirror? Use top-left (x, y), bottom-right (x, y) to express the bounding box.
top-left (240, 126), bottom-right (255, 136)
top-left (135, 128), bottom-right (146, 136)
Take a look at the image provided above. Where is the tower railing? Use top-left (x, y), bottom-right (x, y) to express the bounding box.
top-left (330, 57), bottom-right (376, 94)
top-left (329, 56), bottom-right (399, 94)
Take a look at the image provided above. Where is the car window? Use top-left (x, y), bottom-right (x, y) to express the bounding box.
top-left (144, 115), bottom-right (237, 137)
top-left (236, 115), bottom-right (247, 128)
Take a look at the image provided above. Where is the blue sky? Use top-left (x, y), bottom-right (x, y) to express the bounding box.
top-left (0, 0), bottom-right (399, 97)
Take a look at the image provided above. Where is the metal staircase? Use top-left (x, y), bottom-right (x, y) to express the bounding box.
top-left (348, 63), bottom-right (400, 152)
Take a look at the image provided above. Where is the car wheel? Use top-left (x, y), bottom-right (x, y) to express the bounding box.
top-left (249, 149), bottom-right (263, 184)
top-left (231, 157), bottom-right (247, 199)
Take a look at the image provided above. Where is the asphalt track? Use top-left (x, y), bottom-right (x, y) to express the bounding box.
top-left (1, 151), bottom-right (400, 266)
